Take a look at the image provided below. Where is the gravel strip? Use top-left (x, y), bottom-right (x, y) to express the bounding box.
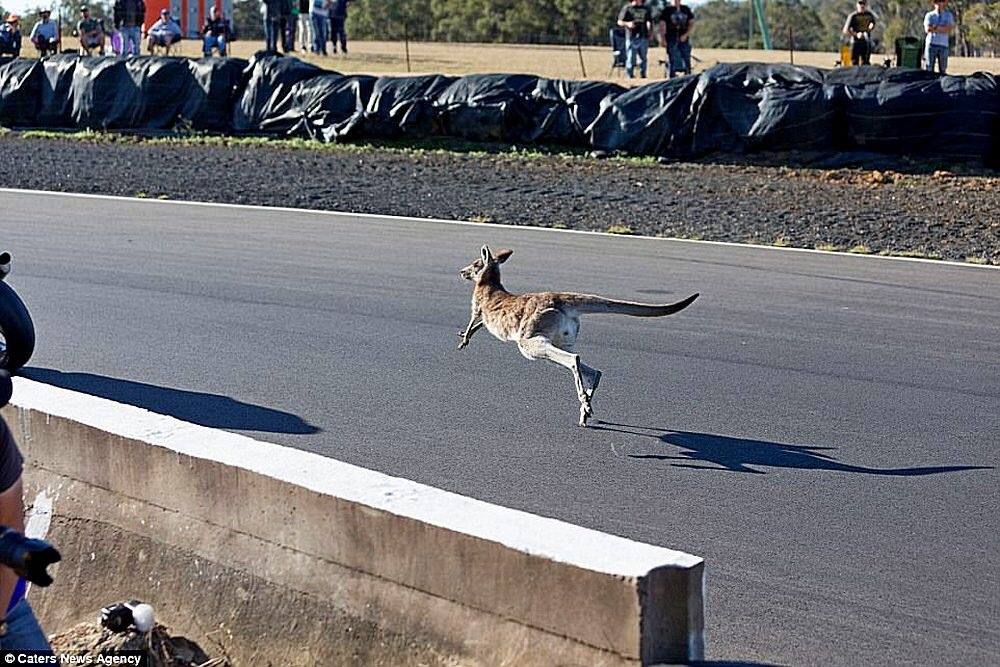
top-left (2, 133), bottom-right (998, 265)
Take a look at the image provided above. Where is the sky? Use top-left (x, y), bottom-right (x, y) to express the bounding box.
top-left (3, 0), bottom-right (58, 20)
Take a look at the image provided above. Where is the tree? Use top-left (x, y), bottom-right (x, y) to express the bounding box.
top-left (348, 0), bottom-right (434, 41)
top-left (692, 0), bottom-right (752, 48)
top-left (767, 0), bottom-right (825, 49)
top-left (966, 0), bottom-right (1000, 54)
top-left (232, 0), bottom-right (263, 40)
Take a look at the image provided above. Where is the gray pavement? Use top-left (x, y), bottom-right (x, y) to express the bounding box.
top-left (2, 191), bottom-right (998, 666)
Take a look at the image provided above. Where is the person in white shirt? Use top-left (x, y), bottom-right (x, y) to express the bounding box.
top-left (29, 9), bottom-right (59, 56)
top-left (146, 8), bottom-right (182, 54)
top-left (923, 0), bottom-right (954, 74)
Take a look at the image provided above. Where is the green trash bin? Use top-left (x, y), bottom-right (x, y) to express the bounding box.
top-left (896, 36), bottom-right (922, 68)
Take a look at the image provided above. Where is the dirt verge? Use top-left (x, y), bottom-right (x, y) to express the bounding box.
top-left (1, 133), bottom-right (997, 265)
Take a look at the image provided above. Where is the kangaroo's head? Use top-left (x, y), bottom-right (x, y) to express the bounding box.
top-left (459, 245), bottom-right (512, 283)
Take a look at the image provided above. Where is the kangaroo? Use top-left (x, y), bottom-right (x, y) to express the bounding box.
top-left (458, 245), bottom-right (699, 426)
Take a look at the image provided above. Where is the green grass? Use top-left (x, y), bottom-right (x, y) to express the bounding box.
top-left (15, 128), bottom-right (594, 161)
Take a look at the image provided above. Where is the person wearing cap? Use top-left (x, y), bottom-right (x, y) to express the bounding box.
top-left (842, 0), bottom-right (877, 66)
top-left (146, 8), bottom-right (181, 54)
top-left (112, 0), bottom-right (145, 57)
top-left (28, 8), bottom-right (59, 57)
top-left (77, 6), bottom-right (106, 56)
top-left (923, 0), bottom-right (954, 74)
top-left (0, 15), bottom-right (22, 57)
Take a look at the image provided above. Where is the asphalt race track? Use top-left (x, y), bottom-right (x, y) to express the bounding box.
top-left (3, 190), bottom-right (998, 666)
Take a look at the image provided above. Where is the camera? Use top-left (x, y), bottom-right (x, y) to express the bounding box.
top-left (0, 526), bottom-right (60, 586)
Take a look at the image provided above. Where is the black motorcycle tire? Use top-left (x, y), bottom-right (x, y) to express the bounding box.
top-left (0, 281), bottom-right (35, 372)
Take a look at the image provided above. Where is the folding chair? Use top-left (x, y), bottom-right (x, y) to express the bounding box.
top-left (609, 27), bottom-right (626, 77)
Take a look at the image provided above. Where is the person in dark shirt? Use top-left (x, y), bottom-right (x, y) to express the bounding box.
top-left (262, 0), bottom-right (289, 51)
top-left (202, 5), bottom-right (233, 56)
top-left (113, 0), bottom-right (145, 57)
top-left (842, 0), bottom-right (877, 65)
top-left (617, 0), bottom-right (653, 78)
top-left (660, 0), bottom-right (694, 77)
top-left (77, 6), bottom-right (106, 56)
top-left (329, 0), bottom-right (352, 54)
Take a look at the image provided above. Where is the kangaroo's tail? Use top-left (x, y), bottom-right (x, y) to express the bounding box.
top-left (568, 293), bottom-right (700, 317)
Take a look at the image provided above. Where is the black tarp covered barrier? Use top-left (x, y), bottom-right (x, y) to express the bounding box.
top-left (187, 57), bottom-right (249, 131)
top-left (0, 54), bottom-right (997, 163)
top-left (831, 66), bottom-right (1000, 159)
top-left (363, 74), bottom-right (457, 139)
top-left (0, 58), bottom-right (41, 127)
top-left (288, 73), bottom-right (377, 141)
top-left (530, 78), bottom-right (625, 146)
top-left (587, 76), bottom-right (699, 155)
top-left (38, 56), bottom-right (77, 127)
top-left (684, 63), bottom-right (836, 155)
top-left (434, 73), bottom-right (540, 142)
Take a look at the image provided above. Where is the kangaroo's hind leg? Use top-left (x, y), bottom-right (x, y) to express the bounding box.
top-left (518, 335), bottom-right (598, 426)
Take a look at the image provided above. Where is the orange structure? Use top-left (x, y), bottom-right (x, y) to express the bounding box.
top-left (144, 0), bottom-right (232, 39)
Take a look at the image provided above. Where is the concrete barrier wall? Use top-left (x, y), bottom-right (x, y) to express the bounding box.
top-left (4, 378), bottom-right (705, 666)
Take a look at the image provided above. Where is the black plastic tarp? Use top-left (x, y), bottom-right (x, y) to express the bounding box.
top-left (433, 73), bottom-right (539, 142)
top-left (1, 53), bottom-right (998, 163)
top-left (363, 74), bottom-right (456, 139)
top-left (289, 73), bottom-right (376, 141)
top-left (833, 67), bottom-right (999, 158)
top-left (529, 78), bottom-right (624, 145)
top-left (0, 58), bottom-right (40, 127)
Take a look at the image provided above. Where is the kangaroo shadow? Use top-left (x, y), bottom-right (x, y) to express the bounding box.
top-left (592, 421), bottom-right (990, 476)
top-left (21, 368), bottom-right (320, 435)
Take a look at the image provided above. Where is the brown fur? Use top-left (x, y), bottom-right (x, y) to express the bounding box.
top-left (458, 245), bottom-right (699, 426)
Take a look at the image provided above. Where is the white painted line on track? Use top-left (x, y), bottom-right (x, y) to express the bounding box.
top-left (2, 187), bottom-right (996, 271)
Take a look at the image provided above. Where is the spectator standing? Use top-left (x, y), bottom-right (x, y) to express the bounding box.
top-left (310, 0), bottom-right (329, 55)
top-left (201, 5), bottom-right (232, 56)
top-left (0, 15), bottom-right (21, 57)
top-left (842, 0), bottom-right (876, 65)
top-left (297, 0), bottom-right (311, 52)
top-left (29, 9), bottom-right (59, 56)
top-left (113, 0), bottom-right (145, 57)
top-left (77, 6), bottom-right (106, 55)
top-left (661, 0), bottom-right (694, 77)
top-left (329, 0), bottom-right (351, 54)
top-left (0, 414), bottom-right (52, 653)
top-left (617, 0), bottom-right (653, 78)
top-left (146, 8), bottom-right (182, 53)
top-left (262, 0), bottom-right (286, 51)
top-left (285, 0), bottom-right (298, 52)
top-left (923, 0), bottom-right (954, 74)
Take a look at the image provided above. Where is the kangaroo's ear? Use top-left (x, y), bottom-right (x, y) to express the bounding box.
top-left (481, 245), bottom-right (492, 263)
top-left (495, 248), bottom-right (513, 264)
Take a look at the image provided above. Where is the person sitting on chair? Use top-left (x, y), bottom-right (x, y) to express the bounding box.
top-left (77, 6), bottom-right (106, 56)
top-left (146, 8), bottom-right (181, 54)
top-left (202, 6), bottom-right (233, 56)
top-left (0, 15), bottom-right (21, 57)
top-left (842, 0), bottom-right (876, 65)
top-left (29, 9), bottom-right (59, 57)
